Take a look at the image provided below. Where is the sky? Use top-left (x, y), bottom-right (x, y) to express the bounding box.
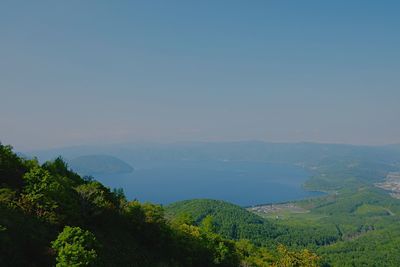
top-left (1, 1), bottom-right (400, 150)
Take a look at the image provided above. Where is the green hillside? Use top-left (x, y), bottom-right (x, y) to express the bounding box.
top-left (3, 141), bottom-right (400, 266)
top-left (248, 187), bottom-right (400, 266)
top-left (0, 143), bottom-right (319, 267)
top-left (166, 199), bottom-right (340, 249)
top-left (166, 199), bottom-right (283, 246)
top-left (164, 171), bottom-right (400, 266)
top-left (165, 189), bottom-right (400, 266)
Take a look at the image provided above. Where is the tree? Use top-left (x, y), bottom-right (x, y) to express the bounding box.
top-left (272, 244), bottom-right (320, 267)
top-left (235, 239), bottom-right (274, 267)
top-left (124, 200), bottom-right (146, 226)
top-left (201, 214), bottom-right (216, 234)
top-left (18, 166), bottom-right (61, 222)
top-left (42, 157), bottom-right (83, 186)
top-left (0, 143), bottom-right (26, 189)
top-left (171, 212), bottom-right (195, 227)
top-left (51, 226), bottom-right (98, 267)
top-left (142, 202), bottom-right (166, 224)
top-left (75, 181), bottom-right (118, 220)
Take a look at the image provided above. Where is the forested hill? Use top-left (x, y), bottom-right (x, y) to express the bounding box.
top-left (0, 143), bottom-right (319, 267)
top-left (166, 199), bottom-right (283, 245)
top-left (68, 155), bottom-right (134, 175)
top-left (165, 199), bottom-right (340, 249)
top-left (166, 191), bottom-right (400, 266)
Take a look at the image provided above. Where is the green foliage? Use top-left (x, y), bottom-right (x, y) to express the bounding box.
top-left (5, 142), bottom-right (400, 266)
top-left (23, 166), bottom-right (59, 196)
top-left (166, 199), bottom-right (282, 245)
top-left (170, 212), bottom-right (195, 226)
top-left (18, 165), bottom-right (82, 224)
top-left (124, 199), bottom-right (146, 223)
top-left (0, 143), bottom-right (27, 189)
top-left (141, 202), bottom-right (166, 224)
top-left (0, 204), bottom-right (57, 266)
top-left (52, 226), bottom-right (98, 267)
top-left (0, 188), bottom-right (17, 208)
top-left (272, 244), bottom-right (320, 267)
top-left (235, 239), bottom-right (274, 267)
top-left (318, 223), bottom-right (400, 266)
top-left (18, 166), bottom-right (60, 222)
top-left (253, 187), bottom-right (400, 266)
top-left (0, 145), bottom-right (254, 266)
top-left (201, 214), bottom-right (216, 233)
top-left (43, 157), bottom-right (83, 186)
top-left (302, 153), bottom-right (398, 193)
top-left (172, 215), bottom-right (241, 266)
top-left (75, 181), bottom-right (118, 217)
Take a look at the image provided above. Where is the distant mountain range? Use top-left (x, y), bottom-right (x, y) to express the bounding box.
top-left (26, 141), bottom-right (400, 168)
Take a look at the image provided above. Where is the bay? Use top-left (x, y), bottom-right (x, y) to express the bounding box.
top-left (95, 160), bottom-right (323, 206)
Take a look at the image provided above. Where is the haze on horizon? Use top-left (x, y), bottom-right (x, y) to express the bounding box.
top-left (1, 1), bottom-right (400, 150)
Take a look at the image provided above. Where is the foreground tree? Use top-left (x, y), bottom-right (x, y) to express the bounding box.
top-left (272, 244), bottom-right (320, 267)
top-left (51, 226), bottom-right (98, 267)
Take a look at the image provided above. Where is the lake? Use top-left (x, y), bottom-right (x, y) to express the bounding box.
top-left (95, 160), bottom-right (323, 206)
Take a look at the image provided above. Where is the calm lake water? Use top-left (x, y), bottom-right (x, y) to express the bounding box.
top-left (95, 160), bottom-right (323, 206)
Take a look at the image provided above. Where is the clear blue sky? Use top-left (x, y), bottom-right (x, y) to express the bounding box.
top-left (1, 1), bottom-right (399, 150)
